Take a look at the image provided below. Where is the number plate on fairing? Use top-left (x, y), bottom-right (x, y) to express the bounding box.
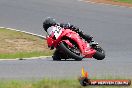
top-left (47, 26), bottom-right (62, 39)
top-left (53, 26), bottom-right (62, 39)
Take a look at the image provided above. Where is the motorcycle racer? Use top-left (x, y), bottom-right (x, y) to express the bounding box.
top-left (43, 17), bottom-right (93, 46)
top-left (43, 17), bottom-right (105, 60)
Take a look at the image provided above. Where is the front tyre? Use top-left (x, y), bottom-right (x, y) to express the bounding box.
top-left (52, 50), bottom-right (61, 61)
top-left (59, 42), bottom-right (83, 61)
top-left (93, 46), bottom-right (105, 60)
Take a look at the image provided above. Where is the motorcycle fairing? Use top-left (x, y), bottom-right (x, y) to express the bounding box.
top-left (47, 28), bottom-right (96, 58)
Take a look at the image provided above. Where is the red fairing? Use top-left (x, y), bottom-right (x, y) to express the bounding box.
top-left (61, 40), bottom-right (74, 47)
top-left (46, 28), bottom-right (96, 58)
top-left (59, 29), bottom-right (96, 58)
top-left (46, 35), bottom-right (55, 47)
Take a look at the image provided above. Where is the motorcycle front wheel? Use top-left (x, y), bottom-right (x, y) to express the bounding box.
top-left (59, 42), bottom-right (83, 61)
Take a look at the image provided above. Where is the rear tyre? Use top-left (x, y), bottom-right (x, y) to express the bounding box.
top-left (59, 42), bottom-right (83, 61)
top-left (93, 46), bottom-right (105, 60)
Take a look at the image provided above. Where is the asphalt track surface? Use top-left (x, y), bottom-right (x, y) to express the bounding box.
top-left (0, 0), bottom-right (132, 79)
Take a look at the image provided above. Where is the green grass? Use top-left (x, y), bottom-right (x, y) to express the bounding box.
top-left (113, 0), bottom-right (132, 3)
top-left (0, 79), bottom-right (80, 88)
top-left (0, 51), bottom-right (52, 59)
top-left (0, 78), bottom-right (131, 88)
top-left (0, 28), bottom-right (53, 59)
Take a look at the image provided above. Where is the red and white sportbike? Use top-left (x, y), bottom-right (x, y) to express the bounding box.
top-left (46, 25), bottom-right (105, 61)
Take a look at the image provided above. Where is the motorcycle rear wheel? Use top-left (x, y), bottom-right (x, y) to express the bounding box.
top-left (93, 46), bottom-right (105, 60)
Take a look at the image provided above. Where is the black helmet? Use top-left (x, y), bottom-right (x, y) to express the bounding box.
top-left (43, 17), bottom-right (56, 32)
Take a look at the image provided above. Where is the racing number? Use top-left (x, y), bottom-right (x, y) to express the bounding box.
top-left (54, 26), bottom-right (62, 39)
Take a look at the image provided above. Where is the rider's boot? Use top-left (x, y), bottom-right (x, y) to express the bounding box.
top-left (81, 34), bottom-right (93, 43)
top-left (81, 34), bottom-right (98, 46)
top-left (90, 41), bottom-right (98, 47)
